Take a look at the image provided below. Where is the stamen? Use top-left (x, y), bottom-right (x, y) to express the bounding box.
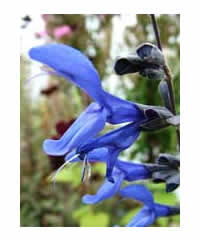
top-left (52, 153), bottom-right (80, 190)
top-left (86, 161), bottom-right (92, 180)
top-left (81, 155), bottom-right (87, 182)
top-left (25, 69), bottom-right (57, 85)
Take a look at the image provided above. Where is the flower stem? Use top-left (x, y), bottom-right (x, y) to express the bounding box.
top-left (150, 14), bottom-right (180, 149)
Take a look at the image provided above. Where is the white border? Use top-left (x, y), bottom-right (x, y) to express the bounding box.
top-left (1, 0), bottom-right (200, 239)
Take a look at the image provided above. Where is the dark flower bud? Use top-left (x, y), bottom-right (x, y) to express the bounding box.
top-left (166, 173), bottom-right (180, 192)
top-left (152, 153), bottom-right (180, 192)
top-left (136, 43), bottom-right (164, 66)
top-left (114, 54), bottom-right (142, 75)
top-left (137, 104), bottom-right (174, 131)
top-left (156, 154), bottom-right (180, 168)
top-left (167, 205), bottom-right (180, 216)
top-left (114, 43), bottom-right (165, 80)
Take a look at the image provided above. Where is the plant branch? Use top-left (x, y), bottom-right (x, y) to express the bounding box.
top-left (150, 14), bottom-right (180, 148)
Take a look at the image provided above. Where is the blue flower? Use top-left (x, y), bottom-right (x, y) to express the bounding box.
top-left (118, 184), bottom-right (180, 227)
top-left (29, 43), bottom-right (145, 156)
top-left (74, 111), bottom-right (173, 182)
top-left (29, 44), bottom-right (175, 179)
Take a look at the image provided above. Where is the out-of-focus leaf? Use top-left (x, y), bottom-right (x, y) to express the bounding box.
top-left (47, 165), bottom-right (82, 187)
top-left (73, 205), bottom-right (91, 220)
top-left (92, 163), bottom-right (106, 176)
top-left (119, 208), bottom-right (140, 226)
top-left (156, 217), bottom-right (168, 227)
top-left (79, 212), bottom-right (110, 227)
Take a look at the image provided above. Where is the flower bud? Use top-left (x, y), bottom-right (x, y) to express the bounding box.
top-left (152, 153), bottom-right (180, 192)
top-left (137, 104), bottom-right (174, 131)
top-left (114, 43), bottom-right (165, 80)
top-left (136, 43), bottom-right (164, 66)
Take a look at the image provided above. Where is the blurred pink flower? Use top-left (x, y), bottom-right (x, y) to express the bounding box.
top-left (54, 25), bottom-right (72, 39)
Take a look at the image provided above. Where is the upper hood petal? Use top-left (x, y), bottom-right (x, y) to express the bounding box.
top-left (29, 43), bottom-right (105, 104)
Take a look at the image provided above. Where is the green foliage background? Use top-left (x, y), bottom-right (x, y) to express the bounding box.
top-left (20, 14), bottom-right (180, 227)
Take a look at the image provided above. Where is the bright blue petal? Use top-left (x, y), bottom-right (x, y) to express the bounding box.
top-left (126, 206), bottom-right (156, 227)
top-left (43, 103), bottom-right (108, 156)
top-left (102, 91), bottom-right (145, 124)
top-left (116, 160), bottom-right (151, 181)
top-left (119, 184), bottom-right (154, 208)
top-left (29, 44), bottom-right (146, 125)
top-left (80, 122), bottom-right (140, 181)
top-left (29, 44), bottom-right (105, 104)
top-left (87, 148), bottom-right (109, 163)
top-left (80, 122), bottom-right (140, 153)
top-left (82, 169), bottom-right (125, 204)
top-left (105, 149), bottom-right (120, 182)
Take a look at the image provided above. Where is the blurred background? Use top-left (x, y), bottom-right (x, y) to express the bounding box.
top-left (20, 14), bottom-right (180, 227)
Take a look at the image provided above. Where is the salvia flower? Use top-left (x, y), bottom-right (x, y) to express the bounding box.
top-left (114, 43), bottom-right (165, 80)
top-left (29, 44), bottom-right (176, 181)
top-left (28, 44), bottom-right (145, 156)
top-left (72, 104), bottom-right (174, 182)
top-left (118, 184), bottom-right (180, 227)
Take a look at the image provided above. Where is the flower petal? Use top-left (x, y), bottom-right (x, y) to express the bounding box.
top-left (80, 122), bottom-right (140, 153)
top-left (102, 91), bottom-right (145, 124)
top-left (82, 169), bottom-right (124, 204)
top-left (119, 184), bottom-right (154, 208)
top-left (126, 206), bottom-right (156, 227)
top-left (115, 160), bottom-right (151, 181)
top-left (29, 43), bottom-right (105, 104)
top-left (43, 102), bottom-right (108, 156)
top-left (80, 122), bottom-right (140, 181)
